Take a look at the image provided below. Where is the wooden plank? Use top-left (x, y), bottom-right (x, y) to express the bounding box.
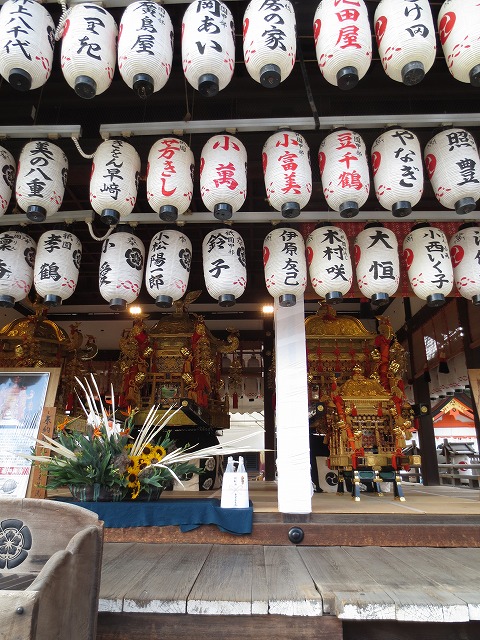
top-left (454, 592), bottom-right (480, 620)
top-left (0, 573), bottom-right (37, 590)
top-left (0, 590), bottom-right (39, 640)
top-left (334, 591), bottom-right (396, 620)
top-left (251, 545), bottom-right (269, 615)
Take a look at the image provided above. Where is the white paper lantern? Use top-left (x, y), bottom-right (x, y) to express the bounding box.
top-left (34, 229), bottom-right (82, 307)
top-left (263, 130), bottom-right (312, 218)
top-left (0, 230), bottom-right (36, 307)
top-left (182, 0), bottom-right (235, 97)
top-left (306, 224), bottom-right (352, 303)
top-left (61, 3), bottom-right (117, 99)
top-left (146, 229), bottom-right (192, 308)
top-left (0, 146), bottom-right (16, 216)
top-left (243, 0), bottom-right (296, 88)
top-left (99, 230), bottom-right (145, 310)
top-left (313, 0), bottom-right (372, 90)
top-left (318, 129), bottom-right (370, 217)
top-left (371, 128), bottom-right (424, 217)
top-left (15, 140), bottom-right (68, 222)
top-left (147, 137), bottom-right (194, 222)
top-left (374, 0), bottom-right (436, 85)
top-left (403, 223), bottom-right (453, 306)
top-left (200, 134), bottom-right (247, 220)
top-left (424, 128), bottom-right (480, 215)
top-left (354, 223), bottom-right (400, 308)
top-left (0, 0), bottom-right (55, 91)
top-left (90, 140), bottom-right (141, 225)
top-left (118, 1), bottom-right (173, 98)
top-left (449, 223), bottom-right (480, 305)
top-left (202, 228), bottom-right (247, 306)
top-left (438, 0), bottom-right (480, 86)
top-left (263, 226), bottom-right (307, 306)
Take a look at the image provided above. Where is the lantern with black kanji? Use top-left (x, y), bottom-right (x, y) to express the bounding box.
top-left (0, 146), bottom-right (16, 216)
top-left (147, 137), bottom-right (194, 222)
top-left (449, 223), bottom-right (480, 305)
top-left (374, 0), bottom-right (436, 86)
top-left (306, 224), bottom-right (352, 303)
top-left (263, 130), bottom-right (312, 218)
top-left (438, 0), bottom-right (480, 87)
top-left (318, 129), bottom-right (370, 218)
top-left (0, 0), bottom-right (55, 91)
top-left (203, 228), bottom-right (247, 307)
top-left (15, 140), bottom-right (68, 222)
top-left (182, 0), bottom-right (235, 97)
top-left (99, 229), bottom-right (145, 311)
top-left (371, 128), bottom-right (424, 217)
top-left (118, 1), bottom-right (173, 98)
top-left (243, 0), bottom-right (296, 88)
top-left (90, 140), bottom-right (141, 225)
top-left (61, 3), bottom-right (117, 99)
top-left (263, 226), bottom-right (307, 307)
top-left (200, 134), bottom-right (247, 220)
top-left (313, 0), bottom-right (372, 90)
top-left (403, 223), bottom-right (453, 307)
top-left (424, 128), bottom-right (480, 215)
top-left (354, 223), bottom-right (400, 308)
top-left (0, 230), bottom-right (36, 307)
top-left (145, 229), bottom-right (192, 308)
top-left (34, 229), bottom-right (82, 307)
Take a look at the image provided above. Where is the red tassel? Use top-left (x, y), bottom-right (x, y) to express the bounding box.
top-left (232, 392), bottom-right (238, 409)
top-left (351, 403), bottom-right (358, 417)
top-left (65, 392), bottom-right (74, 412)
top-left (377, 403), bottom-right (383, 418)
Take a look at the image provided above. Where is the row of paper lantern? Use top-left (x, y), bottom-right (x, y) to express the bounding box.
top-left (1, 0), bottom-right (479, 99)
top-left (2, 125), bottom-right (480, 224)
top-left (1, 222), bottom-right (479, 315)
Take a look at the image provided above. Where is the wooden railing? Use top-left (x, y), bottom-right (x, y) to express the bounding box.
top-left (401, 458), bottom-right (480, 489)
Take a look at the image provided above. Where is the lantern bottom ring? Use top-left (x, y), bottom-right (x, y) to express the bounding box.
top-left (198, 74), bottom-right (219, 98)
top-left (155, 295), bottom-right (173, 308)
top-left (159, 205), bottom-right (178, 222)
top-left (401, 61), bottom-right (425, 87)
top-left (74, 75), bottom-right (97, 100)
top-left (392, 201), bottom-right (412, 218)
top-left (43, 294), bottom-right (62, 308)
top-left (26, 205), bottom-right (46, 222)
top-left (109, 298), bottom-right (127, 311)
top-left (336, 66), bottom-right (358, 91)
top-left (214, 203), bottom-right (233, 220)
top-left (133, 73), bottom-right (154, 99)
top-left (455, 197), bottom-right (476, 215)
top-left (260, 64), bottom-right (281, 89)
top-left (472, 294), bottom-right (480, 306)
top-left (427, 293), bottom-right (445, 308)
top-left (370, 292), bottom-right (390, 309)
top-left (281, 202), bottom-right (300, 218)
top-left (8, 68), bottom-right (32, 92)
top-left (218, 294), bottom-right (235, 307)
top-left (325, 291), bottom-right (343, 304)
top-left (339, 201), bottom-right (359, 218)
top-left (279, 293), bottom-right (296, 307)
top-left (101, 209), bottom-right (120, 225)
top-left (0, 294), bottom-right (15, 308)
top-left (470, 65), bottom-right (480, 87)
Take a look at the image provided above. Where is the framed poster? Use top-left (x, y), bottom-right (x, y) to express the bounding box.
top-left (0, 368), bottom-right (60, 499)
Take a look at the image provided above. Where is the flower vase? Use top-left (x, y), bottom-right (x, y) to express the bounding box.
top-left (69, 483), bottom-right (125, 502)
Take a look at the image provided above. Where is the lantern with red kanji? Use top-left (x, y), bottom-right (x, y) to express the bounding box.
top-left (403, 222), bottom-right (453, 307)
top-left (449, 222), bottom-right (480, 305)
top-left (200, 134), bottom-right (247, 220)
top-left (0, 230), bottom-right (36, 307)
top-left (263, 226), bottom-right (307, 307)
top-left (318, 129), bottom-right (370, 218)
top-left (263, 130), bottom-right (312, 218)
top-left (306, 224), bottom-right (352, 303)
top-left (203, 228), bottom-right (247, 307)
top-left (424, 128), bottom-right (480, 215)
top-left (0, 146), bottom-right (16, 216)
top-left (371, 128), bottom-right (424, 217)
top-left (374, 0), bottom-right (436, 86)
top-left (182, 0), bottom-right (235, 97)
top-left (146, 229), bottom-right (192, 308)
top-left (243, 0), bottom-right (296, 88)
top-left (147, 137), bottom-right (194, 222)
top-left (34, 229), bottom-right (82, 307)
top-left (99, 229), bottom-right (145, 311)
top-left (438, 0), bottom-right (480, 87)
top-left (313, 0), bottom-right (372, 90)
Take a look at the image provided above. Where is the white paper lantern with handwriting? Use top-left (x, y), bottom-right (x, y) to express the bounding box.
top-left (0, 230), bottom-right (36, 307)
top-left (146, 229), bottom-right (192, 308)
top-left (0, 146), bottom-right (16, 216)
top-left (203, 228), bottom-right (247, 306)
top-left (147, 137), bottom-right (194, 222)
top-left (34, 229), bottom-right (82, 307)
top-left (438, 0), bottom-right (480, 86)
top-left (99, 230), bottom-right (145, 310)
top-left (449, 223), bottom-right (480, 305)
top-left (306, 225), bottom-right (352, 303)
top-left (263, 227), bottom-right (306, 307)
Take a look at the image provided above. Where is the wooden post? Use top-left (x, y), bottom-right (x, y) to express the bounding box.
top-left (262, 314), bottom-right (276, 482)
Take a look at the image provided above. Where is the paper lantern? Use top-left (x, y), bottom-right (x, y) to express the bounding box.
top-left (0, 146), bottom-right (16, 216)
top-left (354, 223), bottom-right (400, 308)
top-left (263, 130), bottom-right (312, 218)
top-left (313, 0), bottom-right (372, 90)
top-left (374, 0), bottom-right (436, 85)
top-left (145, 229), bottom-right (192, 308)
top-left (202, 228), bottom-right (247, 306)
top-left (263, 226), bottom-right (307, 307)
top-left (99, 229), bottom-right (145, 310)
top-left (182, 0), bottom-right (235, 97)
top-left (90, 140), bottom-right (141, 225)
top-left (403, 223), bottom-right (453, 307)
top-left (306, 224), bottom-right (352, 303)
top-left (200, 134), bottom-right (247, 220)
top-left (147, 137), bottom-right (194, 222)
top-left (449, 222), bottom-right (480, 305)
top-left (318, 129), bottom-right (370, 218)
top-left (15, 140), bottom-right (68, 222)
top-left (371, 128), bottom-right (424, 217)
top-left (243, 0), bottom-right (296, 88)
top-left (118, 1), bottom-right (173, 98)
top-left (438, 0), bottom-right (480, 86)
top-left (61, 3), bottom-right (117, 99)
top-left (424, 128), bottom-right (480, 215)
top-left (0, 230), bottom-right (36, 307)
top-left (34, 229), bottom-right (82, 307)
top-left (0, 0), bottom-right (55, 91)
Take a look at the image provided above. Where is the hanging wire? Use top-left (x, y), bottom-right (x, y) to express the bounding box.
top-left (86, 219), bottom-right (116, 242)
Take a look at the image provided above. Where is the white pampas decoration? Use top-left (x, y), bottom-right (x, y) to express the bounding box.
top-left (263, 226), bottom-right (307, 307)
top-left (145, 229), bottom-right (192, 308)
top-left (449, 223), bottom-right (480, 305)
top-left (202, 228), bottom-right (247, 306)
top-left (34, 229), bottom-right (82, 307)
top-left (0, 146), bottom-right (16, 216)
top-left (306, 224), bottom-right (352, 303)
top-left (99, 230), bottom-right (145, 310)
top-left (438, 0), bottom-right (480, 86)
top-left (0, 230), bottom-right (36, 307)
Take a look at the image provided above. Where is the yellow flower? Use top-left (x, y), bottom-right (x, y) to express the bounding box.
top-left (153, 445), bottom-right (166, 460)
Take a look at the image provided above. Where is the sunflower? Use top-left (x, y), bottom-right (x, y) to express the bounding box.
top-left (153, 445), bottom-right (166, 461)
